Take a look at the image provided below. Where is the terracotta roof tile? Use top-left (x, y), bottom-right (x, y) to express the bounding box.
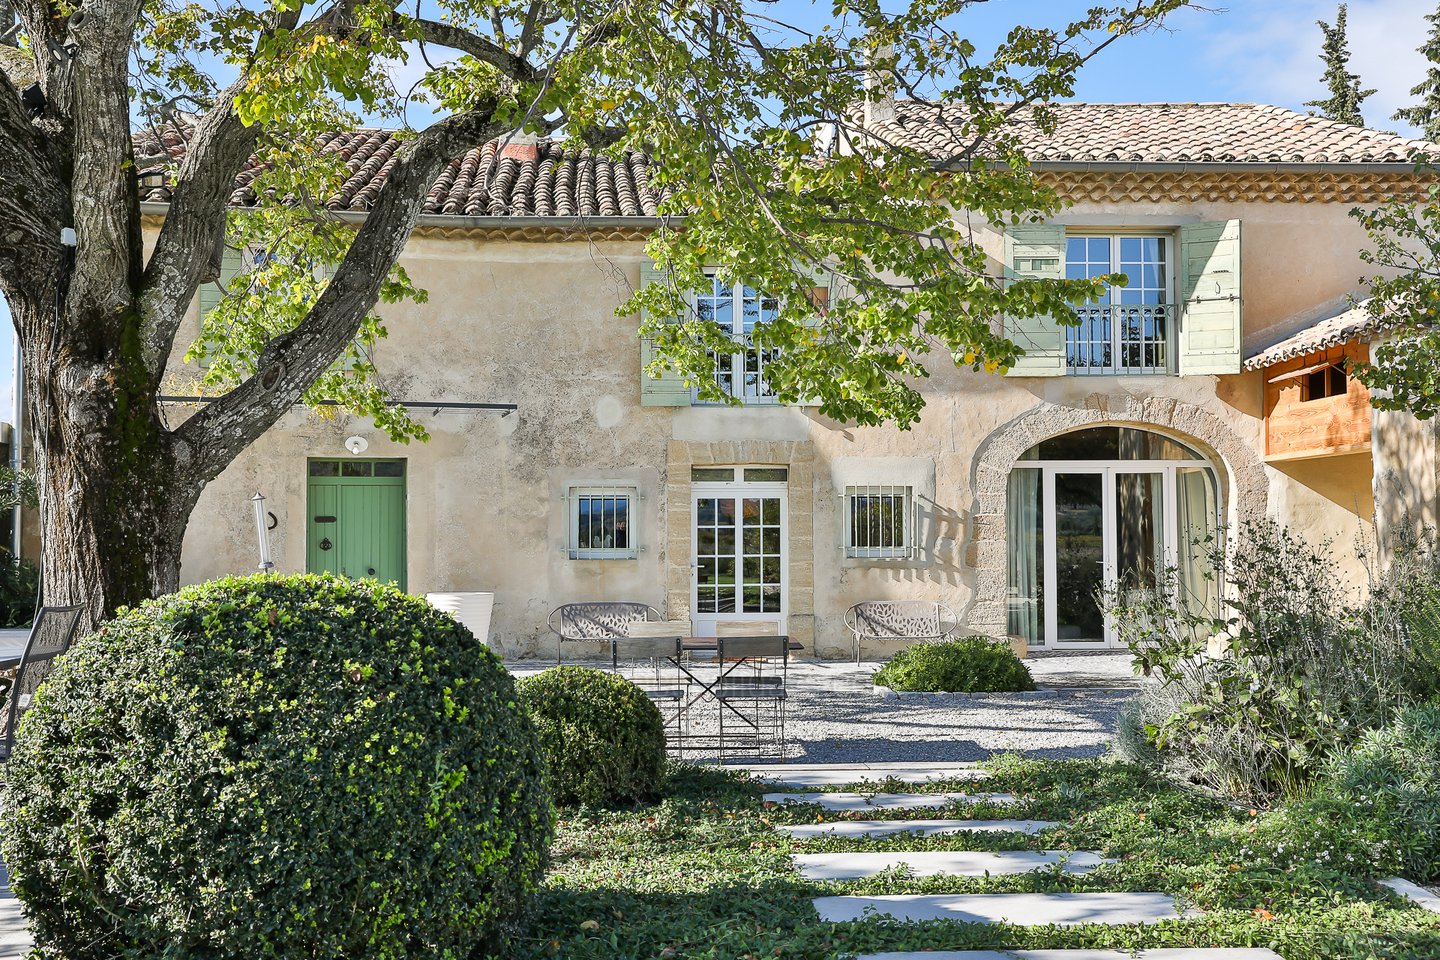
top-left (134, 102), bottom-right (1432, 219)
top-left (134, 126), bottom-right (667, 218)
top-left (870, 102), bottom-right (1434, 165)
top-left (1244, 300), bottom-right (1384, 369)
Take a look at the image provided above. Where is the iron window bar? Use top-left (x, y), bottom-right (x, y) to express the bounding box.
top-left (842, 484), bottom-right (916, 560)
top-left (564, 484), bottom-right (642, 560)
top-left (1065, 303), bottom-right (1175, 376)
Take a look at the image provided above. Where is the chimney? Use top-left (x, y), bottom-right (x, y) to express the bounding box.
top-left (864, 40), bottom-right (896, 127)
top-left (500, 130), bottom-right (540, 162)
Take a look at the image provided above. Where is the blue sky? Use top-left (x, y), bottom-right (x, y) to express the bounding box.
top-left (2, 0), bottom-right (1435, 421)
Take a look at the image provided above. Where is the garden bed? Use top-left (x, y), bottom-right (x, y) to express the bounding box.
top-left (515, 757), bottom-right (1440, 960)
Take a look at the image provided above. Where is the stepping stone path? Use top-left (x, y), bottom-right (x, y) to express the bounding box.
top-left (793, 850), bottom-right (1110, 880)
top-left (812, 892), bottom-right (1200, 925)
top-left (731, 762), bottom-right (991, 788)
top-left (764, 792), bottom-right (1018, 811)
top-left (780, 819), bottom-right (1059, 839)
top-left (1381, 877), bottom-right (1440, 913)
top-left (854, 951), bottom-right (1284, 960)
top-left (755, 762), bottom-right (1256, 956)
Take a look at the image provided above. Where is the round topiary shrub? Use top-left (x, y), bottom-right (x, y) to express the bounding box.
top-left (873, 635), bottom-right (1036, 693)
top-left (516, 666), bottom-right (665, 807)
top-left (0, 574), bottom-right (552, 960)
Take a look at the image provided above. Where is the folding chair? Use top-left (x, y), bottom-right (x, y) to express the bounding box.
top-left (0, 605), bottom-right (84, 761)
top-left (714, 633), bottom-right (788, 762)
top-left (617, 622), bottom-right (691, 757)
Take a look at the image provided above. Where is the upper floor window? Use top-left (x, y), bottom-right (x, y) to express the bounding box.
top-left (1065, 234), bottom-right (1173, 376)
top-left (1301, 362), bottom-right (1349, 402)
top-left (694, 276), bottom-right (780, 403)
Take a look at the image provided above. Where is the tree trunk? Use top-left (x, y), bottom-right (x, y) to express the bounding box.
top-left (17, 297), bottom-right (196, 631)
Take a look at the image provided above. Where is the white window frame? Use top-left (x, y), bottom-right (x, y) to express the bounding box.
top-left (566, 485), bottom-right (640, 560)
top-left (692, 274), bottom-right (782, 405)
top-left (842, 484), bottom-right (915, 560)
top-left (1065, 231), bottom-right (1176, 376)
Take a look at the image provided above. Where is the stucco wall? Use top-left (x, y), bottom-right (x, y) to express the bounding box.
top-left (175, 181), bottom-right (1384, 658)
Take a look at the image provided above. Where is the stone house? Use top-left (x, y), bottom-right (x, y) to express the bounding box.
top-left (154, 101), bottom-right (1438, 659)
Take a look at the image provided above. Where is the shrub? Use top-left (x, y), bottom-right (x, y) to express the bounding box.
top-left (1113, 688), bottom-right (1168, 769)
top-left (872, 636), bottom-right (1035, 693)
top-left (0, 550), bottom-right (38, 627)
top-left (517, 666), bottom-right (666, 807)
top-left (0, 574), bottom-right (552, 960)
top-left (1110, 520), bottom-right (1416, 802)
top-left (1317, 702), bottom-right (1440, 881)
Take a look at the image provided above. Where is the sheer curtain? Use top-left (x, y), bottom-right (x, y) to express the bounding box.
top-left (1176, 467), bottom-right (1220, 619)
top-left (1007, 468), bottom-right (1042, 646)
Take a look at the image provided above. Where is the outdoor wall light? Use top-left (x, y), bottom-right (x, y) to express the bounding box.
top-left (251, 491), bottom-right (275, 573)
top-left (345, 435), bottom-right (369, 455)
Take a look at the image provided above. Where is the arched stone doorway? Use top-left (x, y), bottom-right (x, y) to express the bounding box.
top-left (966, 399), bottom-right (1266, 646)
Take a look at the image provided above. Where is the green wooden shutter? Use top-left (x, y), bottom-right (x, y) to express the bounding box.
top-left (1003, 224), bottom-right (1068, 377)
top-left (1178, 220), bottom-right (1242, 376)
top-left (196, 245), bottom-right (245, 369)
top-left (639, 259), bottom-right (693, 406)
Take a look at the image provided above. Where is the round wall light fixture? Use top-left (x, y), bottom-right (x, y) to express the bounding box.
top-left (345, 435), bottom-right (369, 456)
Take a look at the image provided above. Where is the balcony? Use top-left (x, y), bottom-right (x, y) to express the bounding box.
top-left (1065, 303), bottom-right (1176, 376)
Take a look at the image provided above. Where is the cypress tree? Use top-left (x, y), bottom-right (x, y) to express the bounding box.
top-left (1395, 4), bottom-right (1440, 140)
top-left (1305, 3), bottom-right (1377, 125)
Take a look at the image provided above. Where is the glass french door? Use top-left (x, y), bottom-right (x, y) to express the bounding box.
top-left (691, 483), bottom-right (787, 637)
top-left (1042, 466), bottom-right (1174, 647)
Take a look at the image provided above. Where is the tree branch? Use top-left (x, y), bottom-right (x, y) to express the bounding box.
top-left (412, 17), bottom-right (540, 81)
top-left (136, 5), bottom-right (308, 382)
top-left (172, 102), bottom-right (505, 477)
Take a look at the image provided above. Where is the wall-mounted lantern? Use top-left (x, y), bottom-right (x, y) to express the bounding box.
top-left (251, 491), bottom-right (275, 573)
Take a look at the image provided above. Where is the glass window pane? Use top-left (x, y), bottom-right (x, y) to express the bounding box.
top-left (741, 585), bottom-right (762, 612)
top-left (373, 461), bottom-right (404, 477)
top-left (309, 461), bottom-right (339, 477)
top-left (692, 467), bottom-right (735, 483)
top-left (743, 468), bottom-right (788, 483)
top-left (762, 528), bottom-right (781, 554)
top-left (341, 461), bottom-right (371, 477)
top-left (1088, 237), bottom-right (1110, 261)
top-left (762, 499), bottom-right (780, 525)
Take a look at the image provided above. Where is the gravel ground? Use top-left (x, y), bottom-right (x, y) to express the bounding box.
top-left (509, 651), bottom-right (1150, 764)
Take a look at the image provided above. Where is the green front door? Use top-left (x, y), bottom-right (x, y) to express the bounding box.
top-left (307, 459), bottom-right (407, 591)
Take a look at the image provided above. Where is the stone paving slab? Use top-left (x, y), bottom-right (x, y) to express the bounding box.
top-left (765, 792), bottom-right (1018, 811)
top-left (729, 763), bottom-right (991, 787)
top-left (853, 951), bottom-right (1283, 960)
top-left (1381, 877), bottom-right (1440, 913)
top-left (781, 819), bottom-right (1059, 839)
top-left (813, 892), bottom-right (1200, 925)
top-left (794, 850), bottom-right (1109, 880)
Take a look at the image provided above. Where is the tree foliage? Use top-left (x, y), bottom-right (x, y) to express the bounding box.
top-left (1305, 3), bottom-right (1375, 126)
top-left (0, 0), bottom-right (1189, 617)
top-left (1394, 3), bottom-right (1440, 140)
top-left (1351, 177), bottom-right (1440, 418)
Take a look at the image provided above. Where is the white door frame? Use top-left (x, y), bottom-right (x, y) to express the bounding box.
top-left (690, 480), bottom-right (788, 637)
top-left (1039, 459), bottom-right (1180, 648)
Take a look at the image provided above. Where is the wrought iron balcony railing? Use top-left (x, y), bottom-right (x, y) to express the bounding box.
top-left (1066, 303), bottom-right (1176, 376)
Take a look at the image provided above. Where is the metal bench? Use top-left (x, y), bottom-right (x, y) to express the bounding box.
top-left (547, 601), bottom-right (660, 664)
top-left (844, 600), bottom-right (959, 664)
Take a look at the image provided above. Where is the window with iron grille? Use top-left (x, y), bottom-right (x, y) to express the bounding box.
top-left (566, 485), bottom-right (639, 559)
top-left (843, 485), bottom-right (914, 559)
top-left (1065, 234), bottom-right (1174, 375)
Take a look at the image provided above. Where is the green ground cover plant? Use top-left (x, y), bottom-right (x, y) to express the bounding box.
top-left (0, 574), bottom-right (552, 960)
top-left (517, 666), bottom-right (667, 807)
top-left (873, 636), bottom-right (1036, 693)
top-left (512, 756), bottom-right (1440, 960)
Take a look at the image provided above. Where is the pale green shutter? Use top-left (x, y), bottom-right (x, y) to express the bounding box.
top-left (198, 245), bottom-right (244, 319)
top-left (1178, 220), bottom-right (1242, 376)
top-left (639, 259), bottom-right (693, 406)
top-left (1003, 224), bottom-right (1067, 377)
top-left (196, 245), bottom-right (244, 368)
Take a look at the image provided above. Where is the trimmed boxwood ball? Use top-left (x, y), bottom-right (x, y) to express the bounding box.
top-left (516, 667), bottom-right (666, 807)
top-left (0, 574), bottom-right (552, 960)
top-left (873, 635), bottom-right (1036, 693)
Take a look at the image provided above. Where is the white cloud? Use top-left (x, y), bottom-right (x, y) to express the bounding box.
top-left (1199, 0), bottom-right (1431, 133)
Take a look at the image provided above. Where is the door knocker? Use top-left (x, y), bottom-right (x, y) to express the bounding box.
top-left (319, 537), bottom-right (333, 551)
